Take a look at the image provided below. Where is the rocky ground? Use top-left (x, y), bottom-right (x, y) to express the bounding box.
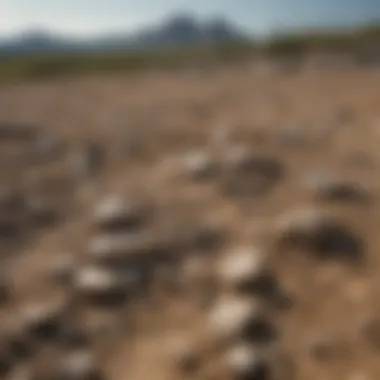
top-left (0, 60), bottom-right (380, 380)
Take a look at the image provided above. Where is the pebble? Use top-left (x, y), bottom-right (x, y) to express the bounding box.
top-left (275, 206), bottom-right (365, 262)
top-left (216, 246), bottom-right (266, 291)
top-left (73, 266), bottom-right (131, 308)
top-left (224, 343), bottom-right (271, 380)
top-left (92, 195), bottom-right (145, 232)
top-left (303, 172), bottom-right (370, 204)
top-left (20, 301), bottom-right (66, 342)
top-left (207, 296), bottom-right (274, 344)
top-left (58, 350), bottom-right (103, 380)
top-left (222, 147), bottom-right (285, 197)
top-left (180, 150), bottom-right (219, 181)
top-left (87, 232), bottom-right (158, 266)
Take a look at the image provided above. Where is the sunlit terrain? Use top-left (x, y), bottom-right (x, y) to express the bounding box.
top-left (0, 51), bottom-right (380, 380)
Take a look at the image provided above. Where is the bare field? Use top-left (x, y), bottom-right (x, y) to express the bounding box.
top-left (1, 62), bottom-right (380, 380)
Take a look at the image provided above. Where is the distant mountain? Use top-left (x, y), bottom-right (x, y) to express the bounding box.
top-left (0, 30), bottom-right (81, 54)
top-left (0, 14), bottom-right (249, 56)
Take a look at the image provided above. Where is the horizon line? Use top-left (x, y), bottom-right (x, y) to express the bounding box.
top-left (1, 14), bottom-right (379, 41)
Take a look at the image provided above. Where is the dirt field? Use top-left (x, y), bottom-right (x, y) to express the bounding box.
top-left (0, 61), bottom-right (380, 380)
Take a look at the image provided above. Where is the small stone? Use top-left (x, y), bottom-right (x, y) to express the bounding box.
top-left (276, 206), bottom-right (365, 262)
top-left (73, 266), bottom-right (130, 308)
top-left (222, 147), bottom-right (284, 197)
top-left (225, 146), bottom-right (283, 177)
top-left (208, 296), bottom-right (275, 344)
top-left (185, 223), bottom-right (225, 252)
top-left (92, 196), bottom-right (144, 232)
top-left (20, 301), bottom-right (66, 342)
top-left (56, 324), bottom-right (90, 350)
top-left (58, 351), bottom-right (103, 380)
top-left (87, 232), bottom-right (158, 266)
top-left (303, 172), bottom-right (370, 204)
top-left (180, 150), bottom-right (219, 181)
top-left (217, 246), bottom-right (266, 291)
top-left (224, 343), bottom-right (271, 380)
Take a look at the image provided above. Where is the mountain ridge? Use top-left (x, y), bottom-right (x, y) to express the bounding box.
top-left (0, 14), bottom-right (250, 56)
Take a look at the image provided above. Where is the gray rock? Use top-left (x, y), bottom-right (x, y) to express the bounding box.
top-left (91, 195), bottom-right (145, 233)
top-left (222, 147), bottom-right (285, 197)
top-left (87, 232), bottom-right (159, 266)
top-left (180, 150), bottom-right (220, 181)
top-left (73, 266), bottom-right (132, 308)
top-left (303, 172), bottom-right (371, 204)
top-left (276, 206), bottom-right (365, 262)
top-left (57, 351), bottom-right (103, 380)
top-left (207, 296), bottom-right (276, 345)
top-left (20, 301), bottom-right (66, 342)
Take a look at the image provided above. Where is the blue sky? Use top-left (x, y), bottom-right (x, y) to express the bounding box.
top-left (1, 0), bottom-right (379, 37)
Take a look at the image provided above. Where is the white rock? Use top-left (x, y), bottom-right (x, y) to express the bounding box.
top-left (92, 195), bottom-right (140, 230)
top-left (225, 343), bottom-right (267, 378)
top-left (217, 246), bottom-right (266, 289)
top-left (208, 296), bottom-right (262, 341)
top-left (73, 266), bottom-right (124, 295)
top-left (180, 150), bottom-right (217, 180)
